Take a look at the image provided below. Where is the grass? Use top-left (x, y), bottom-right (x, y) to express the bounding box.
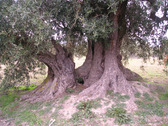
top-left (15, 110), bottom-right (42, 125)
top-left (59, 95), bottom-right (70, 104)
top-left (0, 57), bottom-right (168, 126)
top-left (70, 99), bottom-right (100, 124)
top-left (106, 107), bottom-right (132, 125)
top-left (134, 92), bottom-right (141, 98)
top-left (0, 92), bottom-right (18, 108)
top-left (125, 58), bottom-right (168, 85)
top-left (159, 92), bottom-right (168, 100)
top-left (134, 92), bottom-right (168, 125)
top-left (77, 99), bottom-right (102, 110)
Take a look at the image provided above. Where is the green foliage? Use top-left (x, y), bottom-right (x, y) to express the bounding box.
top-left (29, 102), bottom-right (43, 110)
top-left (107, 91), bottom-right (130, 103)
top-left (66, 88), bottom-right (75, 94)
top-left (0, 92), bottom-right (18, 108)
top-left (15, 110), bottom-right (42, 126)
top-left (106, 90), bottom-right (113, 96)
top-left (77, 99), bottom-right (101, 110)
top-left (135, 99), bottom-right (164, 117)
top-left (162, 124), bottom-right (168, 126)
top-left (143, 92), bottom-right (154, 101)
top-left (134, 92), bottom-right (141, 98)
top-left (106, 107), bottom-right (132, 125)
top-left (159, 92), bottom-right (168, 100)
top-left (39, 107), bottom-right (52, 116)
top-left (71, 109), bottom-right (94, 123)
top-left (0, 0), bottom-right (168, 92)
top-left (59, 96), bottom-right (70, 104)
top-left (70, 99), bottom-right (101, 124)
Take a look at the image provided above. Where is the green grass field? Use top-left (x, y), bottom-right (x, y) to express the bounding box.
top-left (74, 57), bottom-right (168, 85)
top-left (0, 57), bottom-right (168, 126)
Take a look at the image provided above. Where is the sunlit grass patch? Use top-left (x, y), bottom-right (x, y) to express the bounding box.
top-left (159, 92), bottom-right (168, 100)
top-left (15, 110), bottom-right (42, 126)
top-left (0, 92), bottom-right (18, 108)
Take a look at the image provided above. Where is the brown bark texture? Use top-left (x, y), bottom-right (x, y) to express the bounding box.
top-left (22, 42), bottom-right (75, 102)
top-left (75, 40), bottom-right (93, 81)
top-left (79, 1), bottom-right (138, 98)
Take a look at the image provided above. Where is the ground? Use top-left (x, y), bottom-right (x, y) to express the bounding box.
top-left (0, 57), bottom-right (168, 126)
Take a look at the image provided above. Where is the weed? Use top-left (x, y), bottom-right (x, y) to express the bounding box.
top-left (1, 101), bottom-right (19, 117)
top-left (137, 83), bottom-right (141, 85)
top-left (106, 107), bottom-right (132, 125)
top-left (39, 107), bottom-right (52, 116)
top-left (17, 84), bottom-right (37, 91)
top-left (66, 88), bottom-right (75, 94)
top-left (15, 110), bottom-right (42, 126)
top-left (143, 92), bottom-right (153, 101)
top-left (113, 103), bottom-right (126, 108)
top-left (0, 92), bottom-right (18, 108)
top-left (107, 91), bottom-right (130, 103)
top-left (159, 92), bottom-right (168, 100)
top-left (106, 90), bottom-right (113, 96)
top-left (134, 92), bottom-right (141, 98)
top-left (71, 109), bottom-right (94, 123)
top-left (142, 83), bottom-right (148, 87)
top-left (118, 95), bottom-right (130, 102)
top-left (135, 100), bottom-right (164, 117)
top-left (134, 100), bottom-right (144, 106)
top-left (77, 99), bottom-right (101, 110)
top-left (30, 102), bottom-right (43, 110)
top-left (44, 101), bottom-right (53, 106)
top-left (59, 95), bottom-right (70, 104)
top-left (162, 124), bottom-right (168, 126)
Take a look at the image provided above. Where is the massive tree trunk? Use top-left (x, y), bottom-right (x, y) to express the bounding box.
top-left (79, 1), bottom-right (137, 98)
top-left (22, 42), bottom-right (75, 102)
top-left (84, 42), bottom-right (104, 87)
top-left (75, 40), bottom-right (93, 81)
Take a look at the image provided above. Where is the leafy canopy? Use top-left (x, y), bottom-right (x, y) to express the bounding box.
top-left (0, 0), bottom-right (168, 88)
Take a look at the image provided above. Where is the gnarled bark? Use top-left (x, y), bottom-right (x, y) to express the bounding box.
top-left (22, 42), bottom-right (75, 102)
top-left (75, 40), bottom-right (93, 80)
top-left (79, 2), bottom-right (137, 98)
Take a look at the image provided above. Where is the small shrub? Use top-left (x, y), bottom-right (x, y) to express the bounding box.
top-left (159, 92), bottom-right (168, 100)
top-left (135, 100), bottom-right (164, 117)
top-left (134, 100), bottom-right (144, 107)
top-left (77, 100), bottom-right (93, 110)
top-left (143, 92), bottom-right (153, 101)
top-left (77, 100), bottom-right (101, 110)
top-left (106, 107), bottom-right (131, 125)
top-left (134, 92), bottom-right (141, 98)
top-left (106, 90), bottom-right (113, 96)
top-left (71, 109), bottom-right (94, 123)
top-left (66, 88), bottom-right (75, 93)
top-left (118, 95), bottom-right (130, 102)
top-left (59, 96), bottom-right (70, 104)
